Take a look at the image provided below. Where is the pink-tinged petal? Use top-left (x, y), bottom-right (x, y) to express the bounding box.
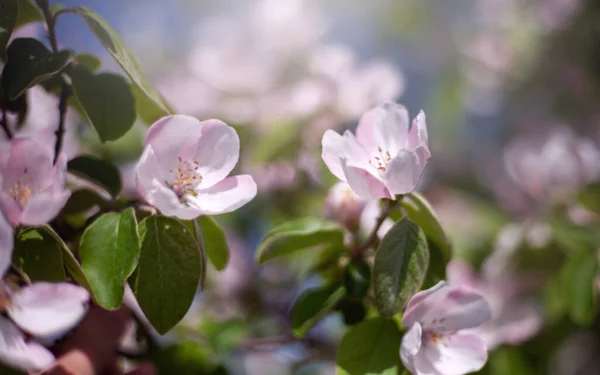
top-left (403, 281), bottom-right (447, 328)
top-left (418, 285), bottom-right (491, 332)
top-left (0, 190), bottom-right (22, 226)
top-left (141, 178), bottom-right (200, 220)
top-left (135, 146), bottom-right (168, 203)
top-left (446, 260), bottom-right (478, 288)
top-left (355, 102), bottom-right (409, 155)
top-left (414, 145), bottom-right (431, 169)
top-left (19, 187), bottom-right (70, 226)
top-left (341, 160), bottom-right (391, 199)
top-left (2, 138), bottom-right (53, 190)
top-left (474, 302), bottom-right (542, 350)
top-left (400, 322), bottom-right (422, 374)
top-left (322, 130), bottom-right (370, 181)
top-left (192, 119), bottom-right (240, 188)
top-left (383, 150), bottom-right (422, 195)
top-left (0, 316), bottom-right (55, 372)
top-left (8, 282), bottom-right (89, 338)
top-left (407, 111), bottom-right (428, 149)
top-left (422, 334), bottom-right (487, 375)
top-left (188, 175), bottom-right (257, 215)
top-left (0, 212), bottom-right (13, 276)
top-left (413, 351), bottom-right (443, 375)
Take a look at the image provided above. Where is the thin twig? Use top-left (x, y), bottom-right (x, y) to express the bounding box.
top-left (0, 109), bottom-right (11, 139)
top-left (54, 83), bottom-right (70, 164)
top-left (34, 0), bottom-right (59, 53)
top-left (10, 263), bottom-right (32, 285)
top-left (53, 7), bottom-right (77, 21)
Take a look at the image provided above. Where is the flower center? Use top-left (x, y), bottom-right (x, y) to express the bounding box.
top-left (168, 156), bottom-right (203, 200)
top-left (370, 146), bottom-right (391, 173)
top-left (424, 331), bottom-right (450, 346)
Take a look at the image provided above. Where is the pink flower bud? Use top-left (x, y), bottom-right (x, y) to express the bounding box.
top-left (324, 182), bottom-right (366, 232)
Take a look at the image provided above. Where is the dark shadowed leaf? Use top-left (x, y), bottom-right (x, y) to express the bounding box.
top-left (80, 208), bottom-right (140, 310)
top-left (256, 218), bottom-right (345, 264)
top-left (15, 0), bottom-right (42, 27)
top-left (1, 38), bottom-right (70, 99)
top-left (0, 0), bottom-right (18, 57)
top-left (61, 189), bottom-right (107, 215)
top-left (12, 228), bottom-right (66, 282)
top-left (291, 284), bottom-right (344, 337)
top-left (67, 155), bottom-right (122, 197)
top-left (336, 317), bottom-right (403, 375)
top-left (70, 65), bottom-right (136, 142)
top-left (132, 216), bottom-right (201, 334)
top-left (373, 218), bottom-right (429, 317)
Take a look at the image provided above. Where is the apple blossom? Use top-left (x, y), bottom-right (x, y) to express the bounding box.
top-left (400, 281), bottom-right (491, 375)
top-left (0, 137), bottom-right (70, 226)
top-left (135, 115), bottom-right (257, 219)
top-left (324, 182), bottom-right (366, 232)
top-left (322, 102), bottom-right (430, 199)
top-left (446, 259), bottom-right (542, 350)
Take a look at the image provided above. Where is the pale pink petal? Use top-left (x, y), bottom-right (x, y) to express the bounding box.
top-left (8, 282), bottom-right (89, 338)
top-left (0, 316), bottom-right (55, 372)
top-left (474, 302), bottom-right (542, 350)
top-left (135, 146), bottom-right (169, 203)
top-left (414, 145), bottom-right (431, 169)
top-left (446, 260), bottom-right (478, 288)
top-left (321, 130), bottom-right (370, 181)
top-left (19, 187), bottom-right (70, 226)
top-left (422, 334), bottom-right (487, 375)
top-left (420, 286), bottom-right (492, 332)
top-left (383, 150), bottom-right (422, 195)
top-left (407, 111), bottom-right (428, 149)
top-left (0, 212), bottom-right (13, 276)
top-left (0, 190), bottom-right (22, 226)
top-left (403, 281), bottom-right (447, 328)
top-left (400, 322), bottom-right (422, 374)
top-left (341, 160), bottom-right (391, 199)
top-left (192, 119), bottom-right (240, 188)
top-left (355, 102), bottom-right (409, 155)
top-left (142, 178), bottom-right (199, 220)
top-left (188, 175), bottom-right (257, 215)
top-left (2, 138), bottom-right (54, 190)
top-left (414, 351), bottom-right (443, 375)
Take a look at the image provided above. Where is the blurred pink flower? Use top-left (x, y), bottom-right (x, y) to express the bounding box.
top-left (135, 115), bottom-right (257, 219)
top-left (0, 316), bottom-right (55, 372)
top-left (322, 103), bottom-right (429, 199)
top-left (324, 182), bottom-right (366, 232)
top-left (400, 281), bottom-right (491, 375)
top-left (447, 259), bottom-right (542, 350)
top-left (0, 138), bottom-right (70, 226)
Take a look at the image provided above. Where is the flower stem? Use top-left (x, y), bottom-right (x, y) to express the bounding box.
top-left (357, 196), bottom-right (402, 255)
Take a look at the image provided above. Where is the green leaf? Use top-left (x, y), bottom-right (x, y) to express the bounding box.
top-left (42, 225), bottom-right (93, 292)
top-left (74, 7), bottom-right (171, 119)
top-left (373, 217), bottom-right (429, 317)
top-left (70, 65), bottom-right (136, 142)
top-left (488, 347), bottom-right (535, 375)
top-left (12, 228), bottom-right (66, 282)
top-left (151, 342), bottom-right (218, 375)
top-left (561, 250), bottom-right (598, 326)
top-left (132, 215), bottom-right (201, 334)
top-left (15, 0), bottom-right (42, 27)
top-left (131, 83), bottom-right (170, 125)
top-left (256, 218), bottom-right (345, 264)
top-left (336, 317), bottom-right (403, 375)
top-left (61, 189), bottom-right (107, 215)
top-left (197, 216), bottom-right (229, 271)
top-left (401, 192), bottom-right (451, 262)
top-left (80, 208), bottom-right (140, 310)
top-left (0, 0), bottom-right (18, 57)
top-left (578, 182), bottom-right (600, 215)
top-left (291, 284), bottom-right (345, 337)
top-left (1, 38), bottom-right (71, 99)
top-left (67, 155), bottom-right (122, 197)
top-left (74, 53), bottom-right (101, 72)
top-left (344, 260), bottom-right (371, 299)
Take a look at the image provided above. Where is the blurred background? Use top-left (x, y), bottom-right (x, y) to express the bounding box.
top-left (23, 0), bottom-right (600, 374)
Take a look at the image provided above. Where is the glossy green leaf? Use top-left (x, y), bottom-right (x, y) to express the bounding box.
top-left (61, 189), bottom-right (107, 215)
top-left (373, 218), bottom-right (429, 317)
top-left (336, 317), bottom-right (403, 375)
top-left (74, 6), bottom-right (171, 118)
top-left (67, 155), bottom-right (122, 197)
top-left (80, 208), bottom-right (140, 310)
top-left (197, 216), bottom-right (229, 271)
top-left (132, 216), bottom-right (201, 334)
top-left (74, 53), bottom-right (101, 72)
top-left (42, 225), bottom-right (93, 291)
top-left (291, 284), bottom-right (345, 337)
top-left (0, 0), bottom-right (18, 57)
top-left (15, 0), bottom-right (42, 27)
top-left (401, 192), bottom-right (451, 261)
top-left (256, 218), bottom-right (345, 264)
top-left (561, 250), bottom-right (598, 326)
top-left (70, 65), bottom-right (136, 143)
top-left (12, 228), bottom-right (66, 282)
top-left (1, 38), bottom-right (70, 99)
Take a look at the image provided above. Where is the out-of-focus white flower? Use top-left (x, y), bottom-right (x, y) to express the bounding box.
top-left (324, 182), bottom-right (366, 232)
